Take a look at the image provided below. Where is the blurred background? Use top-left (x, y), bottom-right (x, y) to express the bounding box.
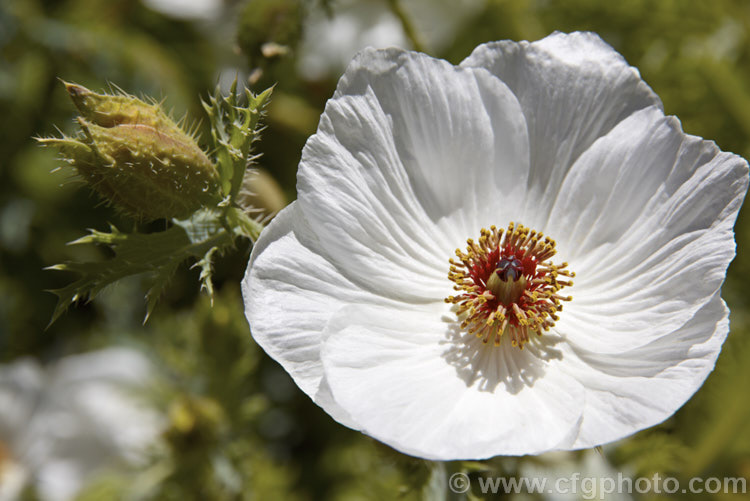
top-left (1, 0), bottom-right (749, 499)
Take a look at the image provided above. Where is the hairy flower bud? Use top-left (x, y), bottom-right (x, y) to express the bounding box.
top-left (40, 83), bottom-right (221, 220)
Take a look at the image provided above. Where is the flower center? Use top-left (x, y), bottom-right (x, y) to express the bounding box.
top-left (445, 222), bottom-right (574, 349)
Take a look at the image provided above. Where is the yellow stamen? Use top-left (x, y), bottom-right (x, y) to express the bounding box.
top-left (445, 222), bottom-right (574, 349)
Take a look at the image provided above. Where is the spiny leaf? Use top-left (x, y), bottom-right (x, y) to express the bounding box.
top-left (202, 80), bottom-right (273, 204)
top-left (145, 262), bottom-right (179, 323)
top-left (47, 209), bottom-right (234, 325)
top-left (193, 246), bottom-right (220, 305)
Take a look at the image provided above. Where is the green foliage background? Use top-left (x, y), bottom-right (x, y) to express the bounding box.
top-left (1, 0), bottom-right (749, 499)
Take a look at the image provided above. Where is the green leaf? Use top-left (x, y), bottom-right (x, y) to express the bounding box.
top-left (226, 205), bottom-right (265, 241)
top-left (193, 246), bottom-right (220, 305)
top-left (47, 208), bottom-right (234, 325)
top-left (202, 80), bottom-right (273, 205)
top-left (145, 261), bottom-right (179, 323)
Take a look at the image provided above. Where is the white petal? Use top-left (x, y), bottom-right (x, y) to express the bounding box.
top-left (320, 304), bottom-right (584, 459)
top-left (550, 106), bottom-right (748, 353)
top-left (243, 202), bottom-right (420, 428)
top-left (297, 47), bottom-right (530, 300)
top-left (561, 293), bottom-right (729, 448)
top-left (461, 31), bottom-right (661, 227)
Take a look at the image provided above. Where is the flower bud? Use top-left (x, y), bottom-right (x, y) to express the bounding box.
top-left (40, 83), bottom-right (221, 220)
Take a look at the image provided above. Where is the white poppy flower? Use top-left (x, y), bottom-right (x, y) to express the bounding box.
top-left (242, 32), bottom-right (749, 460)
top-left (0, 348), bottom-right (162, 501)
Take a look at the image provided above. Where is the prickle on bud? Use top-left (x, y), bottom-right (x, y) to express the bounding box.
top-left (39, 82), bottom-right (222, 220)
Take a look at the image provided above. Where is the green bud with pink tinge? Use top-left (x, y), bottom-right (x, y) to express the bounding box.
top-left (40, 82), bottom-right (221, 220)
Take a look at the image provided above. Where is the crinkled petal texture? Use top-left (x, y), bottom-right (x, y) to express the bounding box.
top-left (243, 32), bottom-right (749, 459)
